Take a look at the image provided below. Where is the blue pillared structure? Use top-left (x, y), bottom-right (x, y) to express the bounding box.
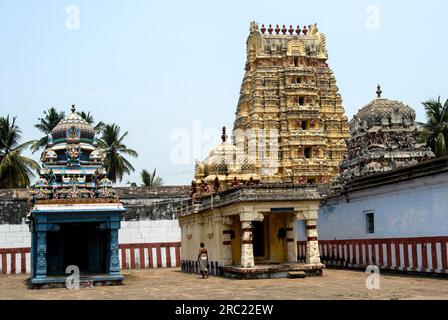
top-left (27, 105), bottom-right (125, 288)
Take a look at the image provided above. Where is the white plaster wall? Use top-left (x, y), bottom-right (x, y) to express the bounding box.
top-left (119, 219), bottom-right (181, 244)
top-left (317, 174), bottom-right (448, 240)
top-left (296, 220), bottom-right (307, 241)
top-left (0, 219), bottom-right (181, 249)
top-left (0, 223), bottom-right (31, 248)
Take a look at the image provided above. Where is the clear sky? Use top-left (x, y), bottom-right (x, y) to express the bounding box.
top-left (0, 0), bottom-right (447, 186)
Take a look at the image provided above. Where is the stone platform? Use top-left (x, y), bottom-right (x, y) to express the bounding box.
top-left (2, 268), bottom-right (448, 300)
top-left (29, 274), bottom-right (124, 289)
top-left (221, 262), bottom-right (325, 279)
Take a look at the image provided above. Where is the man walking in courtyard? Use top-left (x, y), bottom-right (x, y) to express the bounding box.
top-left (198, 243), bottom-right (209, 279)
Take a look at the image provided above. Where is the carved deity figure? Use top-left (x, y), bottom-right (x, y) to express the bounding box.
top-left (66, 144), bottom-right (80, 166)
top-left (390, 107), bottom-right (403, 126)
top-left (67, 186), bottom-right (80, 198)
top-left (249, 21), bottom-right (258, 33)
top-left (213, 176), bottom-right (221, 192)
top-left (190, 180), bottom-right (197, 197)
top-left (200, 180), bottom-right (210, 193)
top-left (231, 177), bottom-right (240, 188)
top-left (66, 126), bottom-right (81, 142)
top-left (245, 176), bottom-right (255, 185)
top-left (46, 169), bottom-right (56, 185)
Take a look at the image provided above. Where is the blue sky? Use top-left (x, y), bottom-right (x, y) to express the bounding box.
top-left (0, 0), bottom-right (447, 185)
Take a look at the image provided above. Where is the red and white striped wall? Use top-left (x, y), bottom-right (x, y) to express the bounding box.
top-left (4, 238), bottom-right (448, 275)
top-left (119, 242), bottom-right (181, 269)
top-left (298, 236), bottom-right (448, 274)
top-left (0, 242), bottom-right (181, 275)
top-left (0, 248), bottom-right (31, 274)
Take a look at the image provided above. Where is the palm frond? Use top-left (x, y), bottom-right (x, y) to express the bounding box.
top-left (99, 123), bottom-right (137, 183)
top-left (419, 97), bottom-right (448, 157)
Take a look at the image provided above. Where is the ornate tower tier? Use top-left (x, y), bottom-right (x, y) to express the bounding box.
top-left (33, 105), bottom-right (114, 199)
top-left (232, 22), bottom-right (350, 184)
top-left (332, 85), bottom-right (434, 188)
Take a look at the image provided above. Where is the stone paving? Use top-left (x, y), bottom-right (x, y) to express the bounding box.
top-left (1, 268), bottom-right (448, 300)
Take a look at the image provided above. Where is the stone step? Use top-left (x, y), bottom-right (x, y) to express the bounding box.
top-left (288, 271), bottom-right (307, 279)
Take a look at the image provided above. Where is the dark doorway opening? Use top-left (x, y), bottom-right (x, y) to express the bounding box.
top-left (46, 222), bottom-right (109, 276)
top-left (304, 147), bottom-right (312, 159)
top-left (252, 221), bottom-right (265, 257)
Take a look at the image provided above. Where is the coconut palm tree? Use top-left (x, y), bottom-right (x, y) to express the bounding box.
top-left (31, 107), bottom-right (65, 153)
top-left (77, 110), bottom-right (105, 134)
top-left (0, 115), bottom-right (40, 188)
top-left (141, 169), bottom-right (164, 187)
top-left (98, 123), bottom-right (138, 183)
top-left (418, 97), bottom-right (448, 157)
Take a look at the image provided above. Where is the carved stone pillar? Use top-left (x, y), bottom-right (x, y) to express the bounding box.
top-left (305, 219), bottom-right (321, 264)
top-left (220, 216), bottom-right (234, 266)
top-left (286, 216), bottom-right (297, 262)
top-left (109, 228), bottom-right (120, 275)
top-left (222, 230), bottom-right (233, 266)
top-left (101, 217), bottom-right (121, 276)
top-left (240, 221), bottom-right (254, 268)
top-left (35, 231), bottom-right (47, 278)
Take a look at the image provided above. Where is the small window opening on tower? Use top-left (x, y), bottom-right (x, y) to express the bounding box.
top-left (298, 97), bottom-right (305, 106)
top-left (304, 147), bottom-right (312, 159)
top-left (301, 120), bottom-right (308, 130)
top-left (294, 57), bottom-right (299, 67)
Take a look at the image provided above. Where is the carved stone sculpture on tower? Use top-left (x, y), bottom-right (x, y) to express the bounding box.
top-left (332, 85), bottom-right (434, 188)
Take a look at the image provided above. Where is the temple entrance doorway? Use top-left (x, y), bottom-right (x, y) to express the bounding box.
top-left (46, 222), bottom-right (109, 276)
top-left (252, 215), bottom-right (289, 264)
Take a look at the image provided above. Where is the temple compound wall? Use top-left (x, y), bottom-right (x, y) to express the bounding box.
top-left (316, 151), bottom-right (448, 274)
top-left (0, 186), bottom-right (189, 274)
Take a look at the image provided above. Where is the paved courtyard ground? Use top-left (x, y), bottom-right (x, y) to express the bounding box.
top-left (1, 268), bottom-right (448, 300)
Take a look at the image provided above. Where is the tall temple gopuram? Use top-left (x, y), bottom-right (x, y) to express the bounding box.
top-left (232, 22), bottom-right (350, 184)
top-left (180, 22), bottom-right (349, 279)
top-left (192, 22), bottom-right (350, 196)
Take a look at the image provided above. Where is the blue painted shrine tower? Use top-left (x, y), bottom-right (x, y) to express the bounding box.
top-left (27, 106), bottom-right (125, 287)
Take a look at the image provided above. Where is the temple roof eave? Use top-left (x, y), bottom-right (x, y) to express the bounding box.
top-left (31, 199), bottom-right (125, 213)
top-left (181, 184), bottom-right (322, 217)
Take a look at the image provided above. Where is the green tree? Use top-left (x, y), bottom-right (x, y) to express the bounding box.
top-left (126, 181), bottom-right (138, 188)
top-left (141, 169), bottom-right (164, 187)
top-left (418, 97), bottom-right (448, 157)
top-left (77, 110), bottom-right (105, 134)
top-left (98, 123), bottom-right (138, 183)
top-left (32, 107), bottom-right (65, 153)
top-left (0, 115), bottom-right (40, 188)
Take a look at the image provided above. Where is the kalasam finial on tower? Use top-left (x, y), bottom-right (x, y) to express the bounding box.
top-left (221, 126), bottom-right (227, 143)
top-left (376, 84), bottom-right (382, 98)
top-left (71, 104), bottom-right (76, 113)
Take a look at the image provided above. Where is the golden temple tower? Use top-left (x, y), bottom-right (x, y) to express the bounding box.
top-left (232, 22), bottom-right (350, 184)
